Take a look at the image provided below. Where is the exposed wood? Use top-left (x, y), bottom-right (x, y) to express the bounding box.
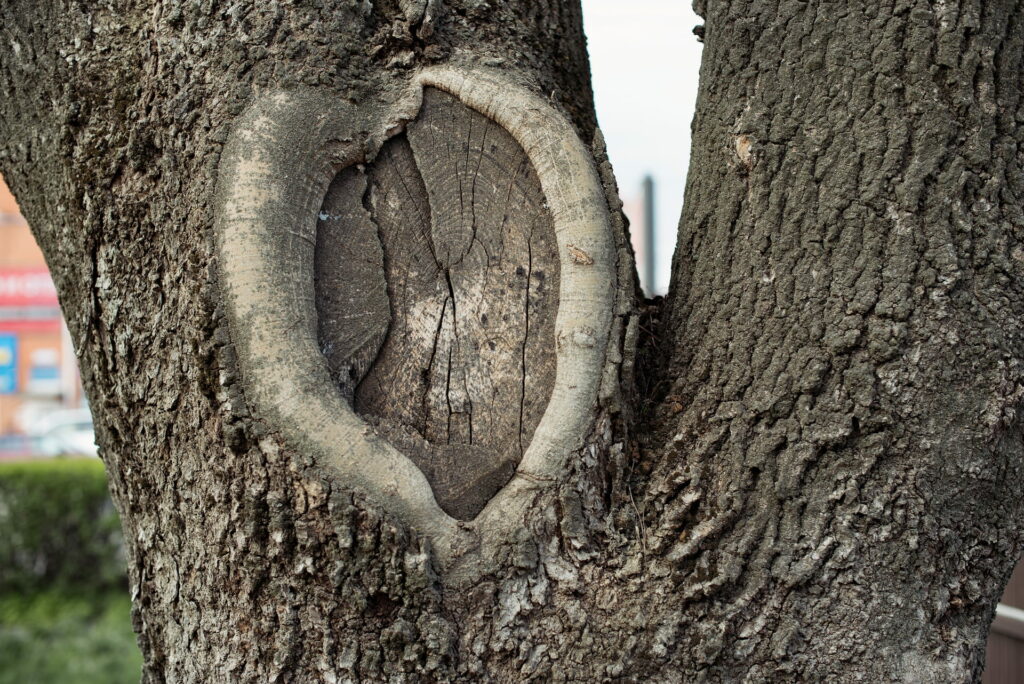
top-left (314, 87), bottom-right (560, 520)
top-left (314, 167), bottom-right (390, 402)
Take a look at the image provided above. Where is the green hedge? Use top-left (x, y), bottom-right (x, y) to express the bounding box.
top-left (0, 590), bottom-right (142, 684)
top-left (0, 459), bottom-right (126, 593)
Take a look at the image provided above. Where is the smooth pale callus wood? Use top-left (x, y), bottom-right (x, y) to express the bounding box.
top-left (315, 88), bottom-right (560, 521)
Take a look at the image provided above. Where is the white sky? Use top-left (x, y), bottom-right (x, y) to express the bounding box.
top-left (581, 0), bottom-right (703, 295)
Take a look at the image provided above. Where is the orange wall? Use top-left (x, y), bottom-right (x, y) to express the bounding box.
top-left (0, 175), bottom-right (19, 215)
top-left (0, 176), bottom-right (44, 269)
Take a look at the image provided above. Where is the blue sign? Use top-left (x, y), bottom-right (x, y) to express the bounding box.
top-left (0, 334), bottom-right (16, 395)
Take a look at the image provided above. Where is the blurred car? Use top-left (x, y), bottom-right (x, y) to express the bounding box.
top-left (28, 408), bottom-right (98, 457)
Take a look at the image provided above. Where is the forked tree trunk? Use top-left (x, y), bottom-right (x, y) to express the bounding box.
top-left (2, 0), bottom-right (1023, 681)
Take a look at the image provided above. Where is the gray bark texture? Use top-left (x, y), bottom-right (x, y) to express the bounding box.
top-left (1, 0), bottom-right (1023, 681)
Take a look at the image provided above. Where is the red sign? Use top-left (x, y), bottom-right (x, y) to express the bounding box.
top-left (0, 269), bottom-right (58, 306)
top-left (0, 319), bottom-right (61, 333)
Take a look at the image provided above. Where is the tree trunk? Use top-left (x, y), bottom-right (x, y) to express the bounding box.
top-left (655, 1), bottom-right (1024, 679)
top-left (1, 0), bottom-right (1022, 681)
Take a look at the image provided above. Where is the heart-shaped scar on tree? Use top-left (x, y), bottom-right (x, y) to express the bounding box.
top-left (214, 66), bottom-right (615, 572)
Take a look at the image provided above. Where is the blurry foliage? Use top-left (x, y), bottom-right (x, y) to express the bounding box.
top-left (0, 590), bottom-right (141, 684)
top-left (0, 459), bottom-right (140, 682)
top-left (0, 459), bottom-right (126, 592)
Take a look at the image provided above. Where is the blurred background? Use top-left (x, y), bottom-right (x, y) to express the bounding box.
top-left (0, 171), bottom-right (140, 683)
top-left (583, 0), bottom-right (702, 297)
top-left (0, 179), bottom-right (93, 460)
top-left (0, 2), bottom-right (1020, 681)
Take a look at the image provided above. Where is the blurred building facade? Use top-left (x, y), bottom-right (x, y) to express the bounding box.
top-left (0, 176), bottom-right (83, 454)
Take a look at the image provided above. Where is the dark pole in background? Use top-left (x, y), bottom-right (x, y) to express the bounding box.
top-left (642, 174), bottom-right (656, 296)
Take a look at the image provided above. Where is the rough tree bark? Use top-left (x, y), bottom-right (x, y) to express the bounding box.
top-left (1, 0), bottom-right (1023, 681)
